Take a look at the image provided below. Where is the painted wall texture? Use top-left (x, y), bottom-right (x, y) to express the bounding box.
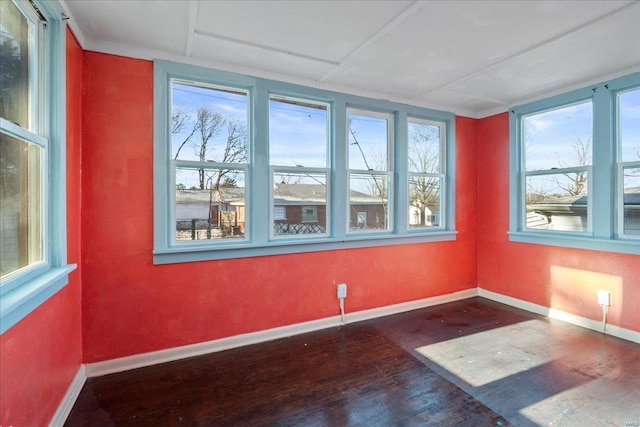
top-left (477, 113), bottom-right (640, 332)
top-left (80, 52), bottom-right (479, 363)
top-left (0, 29), bottom-right (84, 427)
top-left (2, 44), bottom-right (638, 427)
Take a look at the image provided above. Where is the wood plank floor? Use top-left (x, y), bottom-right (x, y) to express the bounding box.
top-left (66, 298), bottom-right (640, 426)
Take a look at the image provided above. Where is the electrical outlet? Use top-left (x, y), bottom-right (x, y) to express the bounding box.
top-left (337, 283), bottom-right (347, 299)
top-left (597, 290), bottom-right (611, 306)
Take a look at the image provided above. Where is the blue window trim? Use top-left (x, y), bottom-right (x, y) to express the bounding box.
top-left (0, 0), bottom-right (76, 334)
top-left (153, 60), bottom-right (456, 264)
top-left (509, 72), bottom-right (640, 255)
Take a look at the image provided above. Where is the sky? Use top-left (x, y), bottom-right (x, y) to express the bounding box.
top-left (171, 82), bottom-right (640, 195)
top-left (523, 87), bottom-right (640, 197)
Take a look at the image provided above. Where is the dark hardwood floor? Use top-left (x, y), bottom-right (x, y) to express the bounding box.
top-left (66, 298), bottom-right (640, 426)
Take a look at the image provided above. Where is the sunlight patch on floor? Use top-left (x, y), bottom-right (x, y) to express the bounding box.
top-left (415, 319), bottom-right (557, 387)
top-left (519, 377), bottom-right (640, 427)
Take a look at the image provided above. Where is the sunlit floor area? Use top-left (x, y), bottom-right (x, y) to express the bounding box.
top-left (65, 298), bottom-right (639, 426)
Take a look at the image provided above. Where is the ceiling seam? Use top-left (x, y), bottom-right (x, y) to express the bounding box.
top-left (317, 0), bottom-right (424, 83)
top-left (185, 0), bottom-right (199, 57)
top-left (409, 0), bottom-right (640, 101)
top-left (193, 29), bottom-right (339, 66)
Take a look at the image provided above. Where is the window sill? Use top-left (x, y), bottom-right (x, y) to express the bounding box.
top-left (0, 264), bottom-right (77, 334)
top-left (508, 231), bottom-right (639, 255)
top-left (154, 231), bottom-right (457, 264)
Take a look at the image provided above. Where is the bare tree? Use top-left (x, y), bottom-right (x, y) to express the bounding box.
top-left (171, 107), bottom-right (197, 159)
top-left (555, 137), bottom-right (591, 196)
top-left (408, 124), bottom-right (440, 226)
top-left (206, 117), bottom-right (247, 195)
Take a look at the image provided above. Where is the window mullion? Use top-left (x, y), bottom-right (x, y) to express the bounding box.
top-left (592, 85), bottom-right (614, 239)
top-left (395, 111), bottom-right (408, 233)
top-left (333, 99), bottom-right (347, 239)
top-left (252, 84), bottom-right (270, 244)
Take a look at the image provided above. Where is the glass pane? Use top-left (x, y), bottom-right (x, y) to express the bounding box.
top-left (523, 101), bottom-right (592, 171)
top-left (272, 171), bottom-right (327, 236)
top-left (175, 167), bottom-right (246, 241)
top-left (408, 120), bottom-right (441, 173)
top-left (409, 175), bottom-right (441, 228)
top-left (349, 173), bottom-right (390, 231)
top-left (0, 0), bottom-right (31, 128)
top-left (525, 173), bottom-right (588, 232)
top-left (348, 113), bottom-right (389, 171)
top-left (623, 166), bottom-right (640, 236)
top-left (619, 88), bottom-right (640, 163)
top-left (269, 97), bottom-right (328, 167)
top-left (0, 132), bottom-right (42, 277)
top-left (171, 82), bottom-right (248, 163)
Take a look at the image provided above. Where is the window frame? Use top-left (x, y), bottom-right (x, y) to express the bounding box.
top-left (268, 94), bottom-right (331, 240)
top-left (509, 72), bottom-right (640, 255)
top-left (0, 0), bottom-right (75, 334)
top-left (407, 116), bottom-right (447, 231)
top-left (153, 60), bottom-right (457, 264)
top-left (346, 108), bottom-right (394, 235)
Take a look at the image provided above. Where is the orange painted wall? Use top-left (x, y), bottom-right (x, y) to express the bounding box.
top-left (0, 29), bottom-right (83, 427)
top-left (80, 52), bottom-right (479, 363)
top-left (477, 113), bottom-right (640, 332)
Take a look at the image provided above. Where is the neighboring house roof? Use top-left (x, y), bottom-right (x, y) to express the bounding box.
top-left (528, 187), bottom-right (640, 213)
top-left (176, 187), bottom-right (245, 205)
top-left (273, 183), bottom-right (326, 205)
top-left (176, 183), bottom-right (385, 206)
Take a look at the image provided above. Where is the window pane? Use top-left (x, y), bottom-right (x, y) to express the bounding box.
top-left (523, 101), bottom-right (592, 171)
top-left (349, 173), bottom-right (390, 231)
top-left (525, 173), bottom-right (588, 232)
top-left (269, 97), bottom-right (328, 167)
top-left (0, 132), bottom-right (42, 277)
top-left (175, 167), bottom-right (246, 240)
top-left (0, 0), bottom-right (31, 129)
top-left (273, 171), bottom-right (327, 236)
top-left (619, 88), bottom-right (640, 163)
top-left (171, 82), bottom-right (248, 163)
top-left (409, 175), bottom-right (441, 228)
top-left (348, 113), bottom-right (389, 171)
top-left (623, 166), bottom-right (640, 236)
top-left (408, 120), bottom-right (441, 173)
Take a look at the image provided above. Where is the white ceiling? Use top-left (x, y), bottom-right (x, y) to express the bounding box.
top-left (62, 0), bottom-right (640, 118)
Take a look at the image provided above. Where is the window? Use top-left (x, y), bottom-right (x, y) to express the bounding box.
top-left (301, 206), bottom-right (318, 223)
top-left (522, 101), bottom-right (592, 233)
top-left (347, 110), bottom-right (392, 233)
top-left (0, 0), bottom-right (74, 334)
top-left (408, 118), bottom-right (445, 229)
top-left (171, 81), bottom-right (249, 242)
top-left (153, 60), bottom-right (456, 264)
top-left (509, 73), bottom-right (640, 254)
top-left (270, 96), bottom-right (329, 238)
top-left (618, 88), bottom-right (640, 237)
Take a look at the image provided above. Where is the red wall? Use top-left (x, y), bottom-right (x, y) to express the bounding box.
top-left (0, 29), bottom-right (84, 427)
top-left (80, 52), bottom-right (479, 362)
top-left (477, 113), bottom-right (640, 332)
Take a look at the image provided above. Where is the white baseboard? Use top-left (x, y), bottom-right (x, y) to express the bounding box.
top-left (85, 288), bottom-right (477, 378)
top-left (48, 364), bottom-right (86, 427)
top-left (478, 288), bottom-right (640, 344)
